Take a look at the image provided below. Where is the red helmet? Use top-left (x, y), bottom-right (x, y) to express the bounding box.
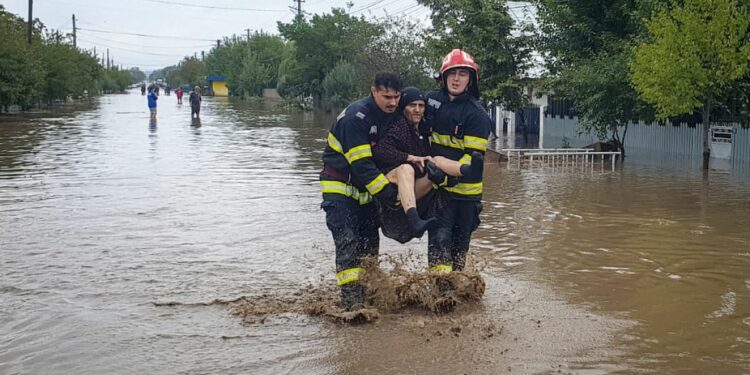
top-left (439, 49), bottom-right (479, 81)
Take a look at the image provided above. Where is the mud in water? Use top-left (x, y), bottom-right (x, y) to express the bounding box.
top-left (224, 253), bottom-right (486, 324)
top-left (4, 92), bottom-right (749, 374)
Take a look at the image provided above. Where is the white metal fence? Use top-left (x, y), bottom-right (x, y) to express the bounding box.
top-left (543, 116), bottom-right (750, 162)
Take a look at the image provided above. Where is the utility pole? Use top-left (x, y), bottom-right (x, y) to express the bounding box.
top-left (216, 39), bottom-right (220, 48)
top-left (106, 48), bottom-right (110, 70)
top-left (201, 51), bottom-right (205, 61)
top-left (289, 0), bottom-right (303, 18)
top-left (245, 28), bottom-right (251, 41)
top-left (72, 14), bottom-right (77, 48)
top-left (27, 0), bottom-right (33, 44)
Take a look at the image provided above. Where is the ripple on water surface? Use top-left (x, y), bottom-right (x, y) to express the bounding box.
top-left (2, 93), bottom-right (750, 374)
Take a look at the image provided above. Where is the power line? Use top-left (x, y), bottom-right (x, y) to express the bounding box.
top-left (118, 61), bottom-right (178, 68)
top-left (139, 0), bottom-right (287, 12)
top-left (373, 0), bottom-right (405, 14)
top-left (77, 38), bottom-right (195, 57)
top-left (390, 2), bottom-right (421, 14)
top-left (51, 0), bottom-right (144, 15)
top-left (351, 0), bottom-right (389, 14)
top-left (404, 5), bottom-right (428, 17)
top-left (78, 32), bottom-right (213, 50)
top-left (77, 27), bottom-right (217, 41)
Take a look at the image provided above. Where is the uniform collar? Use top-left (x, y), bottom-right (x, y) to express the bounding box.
top-left (445, 90), bottom-right (472, 103)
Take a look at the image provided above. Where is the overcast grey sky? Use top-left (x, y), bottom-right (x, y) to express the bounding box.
top-left (3, 0), bottom-right (535, 73)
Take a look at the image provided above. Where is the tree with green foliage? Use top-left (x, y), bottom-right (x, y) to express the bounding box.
top-left (127, 68), bottom-right (147, 84)
top-left (357, 16), bottom-right (434, 91)
top-left (99, 67), bottom-right (132, 94)
top-left (557, 48), bottom-right (649, 153)
top-left (205, 32), bottom-right (288, 97)
top-left (534, 0), bottom-right (661, 155)
top-left (0, 5), bottom-right (115, 110)
top-left (0, 6), bottom-right (45, 111)
top-left (417, 0), bottom-right (533, 109)
top-left (165, 57), bottom-right (206, 88)
top-left (321, 61), bottom-right (364, 109)
top-left (149, 65), bottom-right (178, 82)
top-left (630, 0), bottom-right (750, 169)
top-left (39, 41), bottom-right (100, 100)
top-left (277, 9), bottom-right (382, 101)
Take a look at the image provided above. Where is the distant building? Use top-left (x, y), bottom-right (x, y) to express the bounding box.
top-left (207, 76), bottom-right (228, 96)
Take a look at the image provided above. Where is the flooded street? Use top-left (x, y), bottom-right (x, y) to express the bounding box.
top-left (1, 91), bottom-right (749, 374)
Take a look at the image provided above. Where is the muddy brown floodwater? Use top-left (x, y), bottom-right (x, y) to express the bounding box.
top-left (1, 90), bottom-right (749, 374)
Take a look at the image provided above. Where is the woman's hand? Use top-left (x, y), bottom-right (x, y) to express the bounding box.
top-left (406, 155), bottom-right (432, 171)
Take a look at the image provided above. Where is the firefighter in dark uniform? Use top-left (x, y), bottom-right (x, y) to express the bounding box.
top-left (320, 73), bottom-right (402, 311)
top-left (425, 49), bottom-right (491, 278)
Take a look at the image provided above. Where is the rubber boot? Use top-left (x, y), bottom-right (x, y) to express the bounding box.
top-left (340, 283), bottom-right (365, 311)
top-left (459, 151), bottom-right (485, 176)
top-left (434, 277), bottom-right (456, 313)
top-left (406, 207), bottom-right (435, 238)
top-left (425, 161), bottom-right (447, 186)
top-left (436, 277), bottom-right (454, 295)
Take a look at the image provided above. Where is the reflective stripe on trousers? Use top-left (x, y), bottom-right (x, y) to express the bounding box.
top-left (321, 199), bottom-right (379, 282)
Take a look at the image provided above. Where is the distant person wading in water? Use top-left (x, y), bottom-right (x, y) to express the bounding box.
top-left (175, 87), bottom-right (183, 104)
top-left (147, 84), bottom-right (158, 120)
top-left (189, 86), bottom-right (202, 118)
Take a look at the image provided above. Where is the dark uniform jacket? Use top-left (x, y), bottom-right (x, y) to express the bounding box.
top-left (321, 96), bottom-right (400, 204)
top-left (425, 90), bottom-right (491, 201)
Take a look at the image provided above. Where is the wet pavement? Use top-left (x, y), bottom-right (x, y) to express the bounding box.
top-left (1, 90), bottom-right (749, 374)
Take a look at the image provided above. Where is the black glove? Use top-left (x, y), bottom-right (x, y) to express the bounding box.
top-left (375, 183), bottom-right (399, 210)
top-left (425, 161), bottom-right (448, 186)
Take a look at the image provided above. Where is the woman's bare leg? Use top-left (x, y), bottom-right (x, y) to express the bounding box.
top-left (386, 164), bottom-right (416, 213)
top-left (414, 176), bottom-right (433, 200)
top-left (385, 164), bottom-right (436, 236)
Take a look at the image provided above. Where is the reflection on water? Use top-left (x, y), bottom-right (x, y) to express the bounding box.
top-left (0, 90), bottom-right (749, 374)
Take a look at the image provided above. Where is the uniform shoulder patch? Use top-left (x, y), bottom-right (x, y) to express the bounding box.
top-left (428, 98), bottom-right (442, 109)
top-left (356, 111), bottom-right (366, 119)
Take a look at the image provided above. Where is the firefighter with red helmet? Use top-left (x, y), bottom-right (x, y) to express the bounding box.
top-left (320, 72), bottom-right (403, 311)
top-left (424, 49), bottom-right (491, 294)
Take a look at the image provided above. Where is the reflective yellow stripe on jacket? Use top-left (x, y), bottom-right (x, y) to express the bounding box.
top-left (327, 133), bottom-right (344, 154)
top-left (365, 173), bottom-right (389, 195)
top-left (337, 267), bottom-right (364, 286)
top-left (320, 180), bottom-right (373, 205)
top-left (431, 133), bottom-right (487, 153)
top-left (445, 182), bottom-right (483, 196)
top-left (431, 132), bottom-right (463, 150)
top-left (344, 144), bottom-right (373, 164)
top-left (464, 135), bottom-right (488, 152)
